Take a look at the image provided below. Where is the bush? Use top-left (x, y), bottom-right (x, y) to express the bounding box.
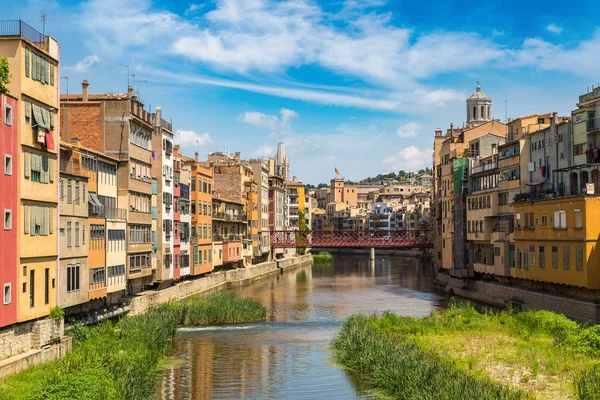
top-left (312, 252), bottom-right (334, 266)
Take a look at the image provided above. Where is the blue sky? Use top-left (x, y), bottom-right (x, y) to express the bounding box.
top-left (4, 0), bottom-right (600, 184)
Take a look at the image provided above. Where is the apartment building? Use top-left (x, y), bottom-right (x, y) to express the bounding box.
top-left (286, 178), bottom-right (307, 229)
top-left (61, 81), bottom-right (154, 294)
top-left (151, 107), bottom-right (175, 282)
top-left (212, 197), bottom-right (245, 268)
top-left (245, 180), bottom-right (259, 264)
top-left (570, 87), bottom-right (600, 194)
top-left (172, 147), bottom-right (182, 280)
top-left (1, 21), bottom-right (61, 322)
top-left (1, 94), bottom-right (18, 327)
top-left (328, 178), bottom-right (358, 207)
top-left (177, 147), bottom-right (191, 277)
top-left (247, 159), bottom-right (270, 261)
top-left (184, 154), bottom-right (213, 275)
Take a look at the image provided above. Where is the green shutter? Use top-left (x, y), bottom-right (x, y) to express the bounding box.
top-left (25, 100), bottom-right (31, 123)
top-left (24, 205), bottom-right (29, 234)
top-left (49, 158), bottom-right (54, 183)
top-left (49, 110), bottom-right (54, 129)
top-left (24, 151), bottom-right (30, 179)
top-left (42, 206), bottom-right (48, 236)
top-left (41, 155), bottom-right (48, 184)
top-left (25, 47), bottom-right (30, 77)
top-left (48, 207), bottom-right (53, 234)
top-left (49, 63), bottom-right (54, 86)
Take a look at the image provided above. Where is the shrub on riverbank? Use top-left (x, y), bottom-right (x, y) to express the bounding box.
top-left (312, 252), bottom-right (334, 266)
top-left (332, 302), bottom-right (600, 399)
top-left (0, 291), bottom-right (266, 400)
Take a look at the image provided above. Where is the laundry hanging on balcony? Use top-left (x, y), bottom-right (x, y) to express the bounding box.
top-left (31, 103), bottom-right (55, 150)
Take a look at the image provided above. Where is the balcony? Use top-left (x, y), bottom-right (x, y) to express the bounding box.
top-left (212, 212), bottom-right (247, 222)
top-left (587, 116), bottom-right (600, 135)
top-left (0, 20), bottom-right (45, 48)
top-left (471, 162), bottom-right (498, 175)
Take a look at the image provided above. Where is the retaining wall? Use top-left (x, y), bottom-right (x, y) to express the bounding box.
top-left (0, 337), bottom-right (72, 379)
top-left (437, 273), bottom-right (600, 322)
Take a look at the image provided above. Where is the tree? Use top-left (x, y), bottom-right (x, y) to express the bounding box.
top-left (418, 169), bottom-right (425, 175)
top-left (376, 195), bottom-right (383, 202)
top-left (0, 58), bottom-right (10, 94)
top-left (399, 170), bottom-right (406, 177)
top-left (296, 210), bottom-right (308, 255)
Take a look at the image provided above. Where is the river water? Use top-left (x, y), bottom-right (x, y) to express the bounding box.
top-left (157, 254), bottom-right (442, 400)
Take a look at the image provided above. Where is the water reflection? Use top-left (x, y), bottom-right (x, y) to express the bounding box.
top-left (157, 254), bottom-right (442, 399)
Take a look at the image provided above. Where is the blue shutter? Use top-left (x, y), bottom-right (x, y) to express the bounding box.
top-left (152, 206), bottom-right (156, 219)
top-left (152, 180), bottom-right (157, 195)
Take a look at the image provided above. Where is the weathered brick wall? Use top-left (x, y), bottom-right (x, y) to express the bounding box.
top-left (214, 173), bottom-right (242, 203)
top-left (61, 103), bottom-right (101, 150)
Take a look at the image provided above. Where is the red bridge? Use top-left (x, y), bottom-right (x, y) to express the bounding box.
top-left (270, 230), bottom-right (434, 249)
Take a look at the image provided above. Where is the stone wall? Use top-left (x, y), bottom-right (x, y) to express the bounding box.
top-left (0, 319), bottom-right (63, 361)
top-left (0, 337), bottom-right (72, 379)
top-left (437, 273), bottom-right (600, 322)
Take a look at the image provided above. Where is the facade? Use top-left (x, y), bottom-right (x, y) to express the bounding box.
top-left (61, 81), bottom-right (154, 294)
top-left (245, 180), bottom-right (259, 264)
top-left (151, 107), bottom-right (175, 282)
top-left (1, 22), bottom-right (61, 322)
top-left (286, 178), bottom-right (307, 230)
top-left (212, 197), bottom-right (245, 268)
top-left (328, 178), bottom-right (358, 207)
top-left (186, 154), bottom-right (213, 275)
top-left (177, 147), bottom-right (191, 277)
top-left (247, 159), bottom-right (270, 260)
top-left (0, 94), bottom-right (18, 327)
top-left (466, 83), bottom-right (492, 126)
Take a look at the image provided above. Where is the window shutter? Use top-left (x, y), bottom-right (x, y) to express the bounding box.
top-left (49, 63), bottom-right (54, 86)
top-left (42, 206), bottom-right (48, 235)
top-left (49, 158), bottom-right (54, 183)
top-left (25, 47), bottom-right (30, 77)
top-left (24, 205), bottom-right (29, 234)
top-left (554, 211), bottom-right (559, 228)
top-left (48, 207), bottom-right (53, 234)
top-left (41, 155), bottom-right (48, 183)
top-left (30, 206), bottom-right (36, 236)
top-left (25, 100), bottom-right (31, 123)
top-left (560, 212), bottom-right (566, 229)
top-left (24, 151), bottom-right (30, 179)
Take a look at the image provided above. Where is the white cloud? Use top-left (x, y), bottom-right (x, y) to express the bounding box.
top-left (64, 55), bottom-right (100, 73)
top-left (176, 129), bottom-right (212, 151)
top-left (546, 24), bottom-right (563, 34)
top-left (252, 145), bottom-right (275, 157)
top-left (238, 108), bottom-right (299, 135)
top-left (507, 30), bottom-right (600, 78)
top-left (382, 146), bottom-right (431, 170)
top-left (396, 122), bottom-right (422, 138)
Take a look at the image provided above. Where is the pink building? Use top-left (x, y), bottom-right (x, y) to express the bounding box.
top-left (0, 94), bottom-right (18, 328)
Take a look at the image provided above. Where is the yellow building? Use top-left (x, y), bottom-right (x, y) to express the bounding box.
top-left (0, 21), bottom-right (60, 321)
top-left (245, 181), bottom-right (259, 262)
top-left (287, 178), bottom-right (307, 229)
top-left (514, 196), bottom-right (600, 289)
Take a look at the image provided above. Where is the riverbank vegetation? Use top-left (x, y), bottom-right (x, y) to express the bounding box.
top-left (0, 291), bottom-right (266, 400)
top-left (332, 301), bottom-right (600, 400)
top-left (312, 251), bottom-right (334, 266)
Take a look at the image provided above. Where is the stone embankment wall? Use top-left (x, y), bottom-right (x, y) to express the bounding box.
top-left (436, 273), bottom-right (600, 322)
top-left (130, 255), bottom-right (312, 315)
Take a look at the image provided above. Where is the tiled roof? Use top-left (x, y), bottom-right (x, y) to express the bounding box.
top-left (61, 93), bottom-right (129, 101)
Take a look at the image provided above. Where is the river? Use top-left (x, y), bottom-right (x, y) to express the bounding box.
top-left (157, 254), bottom-right (443, 399)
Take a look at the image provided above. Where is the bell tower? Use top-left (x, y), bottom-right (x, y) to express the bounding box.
top-left (466, 82), bottom-right (492, 126)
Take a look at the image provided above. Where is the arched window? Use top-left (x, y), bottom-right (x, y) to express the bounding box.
top-left (473, 106), bottom-right (477, 119)
top-left (481, 105), bottom-right (485, 119)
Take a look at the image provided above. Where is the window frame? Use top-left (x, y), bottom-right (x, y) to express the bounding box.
top-left (4, 209), bottom-right (12, 230)
top-left (4, 104), bottom-right (12, 126)
top-left (3, 283), bottom-right (11, 305)
top-left (4, 154), bottom-right (12, 176)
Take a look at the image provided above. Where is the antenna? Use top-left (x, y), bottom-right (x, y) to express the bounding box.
top-left (40, 11), bottom-right (47, 37)
top-left (61, 72), bottom-right (69, 96)
top-left (120, 64), bottom-right (130, 87)
top-left (504, 92), bottom-right (509, 123)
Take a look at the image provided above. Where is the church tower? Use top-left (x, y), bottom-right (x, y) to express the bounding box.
top-left (466, 82), bottom-right (492, 126)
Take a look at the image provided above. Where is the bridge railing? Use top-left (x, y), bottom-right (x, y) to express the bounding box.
top-left (270, 229), bottom-right (434, 248)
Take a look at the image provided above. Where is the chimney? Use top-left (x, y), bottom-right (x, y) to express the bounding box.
top-left (450, 123), bottom-right (454, 139)
top-left (234, 151), bottom-right (241, 162)
top-left (128, 85), bottom-right (134, 98)
top-left (82, 80), bottom-right (89, 102)
top-left (155, 106), bottom-right (162, 128)
top-left (195, 152), bottom-right (199, 162)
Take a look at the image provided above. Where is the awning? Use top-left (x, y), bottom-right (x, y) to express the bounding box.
top-left (31, 104), bottom-right (50, 130)
top-left (45, 131), bottom-right (55, 150)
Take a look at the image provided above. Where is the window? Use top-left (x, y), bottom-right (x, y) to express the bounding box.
top-left (554, 210), bottom-right (566, 229)
top-left (575, 209), bottom-right (582, 228)
top-left (539, 246), bottom-right (545, 268)
top-left (541, 215), bottom-right (547, 227)
top-left (563, 246), bottom-right (570, 270)
top-left (4, 209), bottom-right (12, 230)
top-left (90, 267), bottom-right (105, 285)
top-left (4, 154), bottom-right (12, 176)
top-left (67, 221), bottom-right (72, 247)
top-left (75, 181), bottom-right (80, 205)
top-left (3, 283), bottom-right (11, 305)
top-left (44, 268), bottom-right (49, 305)
top-left (552, 246), bottom-right (558, 269)
top-left (4, 105), bottom-right (12, 126)
top-left (530, 245), bottom-right (535, 267)
top-left (576, 246), bottom-right (584, 271)
top-left (67, 180), bottom-right (72, 204)
top-left (29, 270), bottom-right (34, 308)
top-left (75, 222), bottom-right (80, 247)
top-left (67, 264), bottom-right (80, 292)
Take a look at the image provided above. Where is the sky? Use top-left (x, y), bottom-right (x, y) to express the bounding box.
top-left (4, 0), bottom-right (600, 184)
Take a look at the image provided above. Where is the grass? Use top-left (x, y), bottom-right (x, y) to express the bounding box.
top-left (312, 251), bottom-right (334, 266)
top-left (332, 301), bottom-right (600, 400)
top-left (0, 291), bottom-right (266, 400)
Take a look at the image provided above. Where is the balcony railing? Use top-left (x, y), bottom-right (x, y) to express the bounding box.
top-left (212, 212), bottom-right (248, 222)
top-left (587, 116), bottom-right (600, 134)
top-left (0, 20), bottom-right (45, 47)
top-left (471, 161), bottom-right (498, 174)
